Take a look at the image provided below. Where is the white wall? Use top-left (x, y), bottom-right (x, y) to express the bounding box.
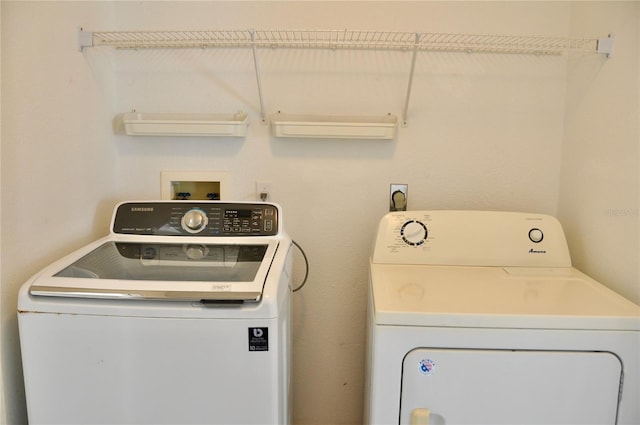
top-left (1, 2), bottom-right (637, 425)
top-left (1, 2), bottom-right (117, 424)
top-left (558, 1), bottom-right (640, 304)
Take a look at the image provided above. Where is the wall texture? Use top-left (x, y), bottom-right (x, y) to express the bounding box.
top-left (1, 3), bottom-right (117, 423)
top-left (558, 1), bottom-right (640, 305)
top-left (1, 2), bottom-right (637, 424)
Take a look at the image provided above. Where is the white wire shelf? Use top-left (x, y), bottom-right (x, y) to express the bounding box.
top-left (80, 28), bottom-right (613, 132)
top-left (80, 29), bottom-right (611, 56)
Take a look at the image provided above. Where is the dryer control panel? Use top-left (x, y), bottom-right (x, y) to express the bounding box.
top-left (112, 201), bottom-right (280, 237)
top-left (372, 210), bottom-right (571, 267)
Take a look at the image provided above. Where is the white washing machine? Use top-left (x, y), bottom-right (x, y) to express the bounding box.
top-left (18, 201), bottom-right (292, 425)
top-left (364, 210), bottom-right (640, 425)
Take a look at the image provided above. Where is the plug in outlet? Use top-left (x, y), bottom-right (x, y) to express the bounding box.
top-left (390, 184), bottom-right (408, 211)
top-left (256, 180), bottom-right (272, 202)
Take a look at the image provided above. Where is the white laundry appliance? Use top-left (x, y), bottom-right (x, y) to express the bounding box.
top-left (364, 210), bottom-right (640, 425)
top-left (18, 201), bottom-right (292, 425)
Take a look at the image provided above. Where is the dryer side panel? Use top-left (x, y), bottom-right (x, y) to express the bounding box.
top-left (400, 349), bottom-right (622, 425)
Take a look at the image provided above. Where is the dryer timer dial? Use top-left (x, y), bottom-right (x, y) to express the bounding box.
top-left (401, 220), bottom-right (428, 246)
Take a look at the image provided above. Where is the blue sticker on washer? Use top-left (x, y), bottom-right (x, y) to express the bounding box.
top-left (419, 358), bottom-right (436, 375)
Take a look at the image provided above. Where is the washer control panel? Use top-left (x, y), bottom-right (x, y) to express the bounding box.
top-left (372, 210), bottom-right (571, 267)
top-left (112, 201), bottom-right (279, 236)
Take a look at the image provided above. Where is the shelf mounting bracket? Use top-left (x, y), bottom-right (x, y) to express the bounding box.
top-left (77, 27), bottom-right (93, 52)
top-left (402, 32), bottom-right (421, 127)
top-left (597, 33), bottom-right (614, 58)
top-left (250, 30), bottom-right (267, 124)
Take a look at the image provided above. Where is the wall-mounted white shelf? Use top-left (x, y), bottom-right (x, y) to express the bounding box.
top-left (79, 29), bottom-right (610, 56)
top-left (270, 113), bottom-right (398, 140)
top-left (80, 28), bottom-right (613, 130)
top-left (121, 112), bottom-right (249, 137)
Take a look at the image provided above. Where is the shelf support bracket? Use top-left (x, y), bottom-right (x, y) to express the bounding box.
top-left (402, 33), bottom-right (421, 127)
top-left (250, 30), bottom-right (267, 124)
top-left (77, 27), bottom-right (93, 52)
top-left (597, 33), bottom-right (614, 58)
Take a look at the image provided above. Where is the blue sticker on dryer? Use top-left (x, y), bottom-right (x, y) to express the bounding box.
top-left (419, 358), bottom-right (436, 375)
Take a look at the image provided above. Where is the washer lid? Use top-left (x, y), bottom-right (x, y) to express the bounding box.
top-left (29, 240), bottom-right (279, 302)
top-left (370, 264), bottom-right (640, 331)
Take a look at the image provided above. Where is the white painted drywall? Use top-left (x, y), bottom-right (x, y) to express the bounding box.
top-left (1, 3), bottom-right (117, 423)
top-left (558, 2), bottom-right (640, 304)
top-left (1, 2), bottom-right (637, 424)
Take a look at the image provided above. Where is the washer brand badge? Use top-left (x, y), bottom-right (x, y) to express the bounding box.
top-left (248, 327), bottom-right (269, 352)
top-left (131, 207), bottom-right (154, 212)
top-left (529, 248), bottom-right (547, 254)
top-left (419, 358), bottom-right (436, 375)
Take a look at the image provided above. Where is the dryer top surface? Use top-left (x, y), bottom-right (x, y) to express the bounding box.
top-left (370, 263), bottom-right (640, 330)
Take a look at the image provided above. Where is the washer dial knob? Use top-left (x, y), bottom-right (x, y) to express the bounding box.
top-left (401, 220), bottom-right (428, 246)
top-left (181, 209), bottom-right (208, 233)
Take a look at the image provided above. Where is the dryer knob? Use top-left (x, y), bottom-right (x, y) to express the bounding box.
top-left (529, 228), bottom-right (544, 243)
top-left (182, 209), bottom-right (208, 233)
top-left (401, 220), bottom-right (428, 246)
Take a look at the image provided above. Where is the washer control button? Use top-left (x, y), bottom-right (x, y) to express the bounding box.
top-left (401, 220), bottom-right (428, 246)
top-left (528, 228), bottom-right (544, 243)
top-left (182, 209), bottom-right (208, 233)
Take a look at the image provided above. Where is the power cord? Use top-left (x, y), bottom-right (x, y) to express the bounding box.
top-left (291, 240), bottom-right (309, 293)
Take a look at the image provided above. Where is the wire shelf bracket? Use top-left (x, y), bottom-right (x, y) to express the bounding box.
top-left (249, 30), bottom-right (267, 124)
top-left (597, 33), bottom-right (614, 58)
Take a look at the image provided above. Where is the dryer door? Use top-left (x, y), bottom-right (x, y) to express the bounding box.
top-left (400, 349), bottom-right (622, 425)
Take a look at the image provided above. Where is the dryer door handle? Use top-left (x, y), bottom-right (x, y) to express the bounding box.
top-left (410, 408), bottom-right (430, 425)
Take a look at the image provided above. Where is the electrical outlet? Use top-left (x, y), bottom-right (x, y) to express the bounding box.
top-left (256, 180), bottom-right (272, 201)
top-left (390, 184), bottom-right (408, 211)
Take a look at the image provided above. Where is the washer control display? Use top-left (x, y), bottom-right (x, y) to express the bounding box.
top-left (113, 202), bottom-right (279, 236)
top-left (401, 220), bottom-right (428, 246)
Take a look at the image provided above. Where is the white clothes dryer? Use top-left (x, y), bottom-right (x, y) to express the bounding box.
top-left (364, 210), bottom-right (640, 425)
top-left (18, 201), bottom-right (292, 425)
